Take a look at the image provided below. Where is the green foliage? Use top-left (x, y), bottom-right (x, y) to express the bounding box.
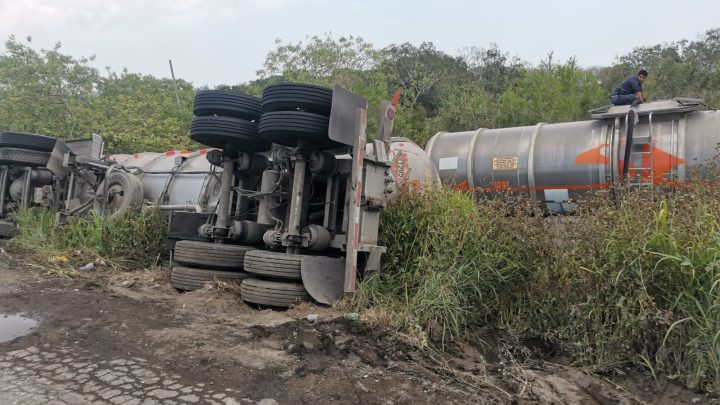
top-left (608, 28), bottom-right (720, 107)
top-left (89, 71), bottom-right (196, 153)
top-left (13, 208), bottom-right (167, 269)
top-left (352, 189), bottom-right (543, 344)
top-left (462, 44), bottom-right (525, 97)
top-left (380, 42), bottom-right (472, 116)
top-left (427, 82), bottom-right (490, 134)
top-left (257, 33), bottom-right (380, 85)
top-left (511, 185), bottom-right (720, 392)
top-left (0, 37), bottom-right (195, 154)
top-left (354, 184), bottom-right (720, 393)
top-left (4, 29), bottom-right (718, 152)
top-left (495, 55), bottom-right (607, 127)
top-left (0, 36), bottom-right (100, 138)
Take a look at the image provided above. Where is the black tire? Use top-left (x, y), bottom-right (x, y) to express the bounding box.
top-left (258, 111), bottom-right (339, 150)
top-left (171, 266), bottom-right (252, 291)
top-left (0, 148), bottom-right (51, 166)
top-left (174, 241), bottom-right (255, 270)
top-left (261, 83), bottom-right (333, 116)
top-left (193, 90), bottom-right (262, 121)
top-left (190, 116), bottom-right (271, 152)
top-left (240, 278), bottom-right (310, 307)
top-left (243, 250), bottom-right (302, 280)
top-left (93, 171), bottom-right (144, 217)
top-left (0, 132), bottom-right (57, 152)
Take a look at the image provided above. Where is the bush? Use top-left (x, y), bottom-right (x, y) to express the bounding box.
top-left (353, 184), bottom-right (720, 393)
top-left (13, 208), bottom-right (167, 269)
top-left (351, 189), bottom-right (546, 344)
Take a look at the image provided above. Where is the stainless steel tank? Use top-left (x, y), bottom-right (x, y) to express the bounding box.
top-left (100, 137), bottom-right (449, 212)
top-left (108, 149), bottom-right (221, 211)
top-left (426, 100), bottom-right (720, 210)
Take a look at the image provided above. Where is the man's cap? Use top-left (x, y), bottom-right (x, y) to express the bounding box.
top-left (638, 69), bottom-right (648, 77)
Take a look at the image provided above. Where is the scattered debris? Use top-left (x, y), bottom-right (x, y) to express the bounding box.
top-left (77, 258), bottom-right (107, 272)
top-left (77, 262), bottom-right (95, 272)
top-left (343, 312), bottom-right (359, 321)
top-left (49, 255), bottom-right (68, 264)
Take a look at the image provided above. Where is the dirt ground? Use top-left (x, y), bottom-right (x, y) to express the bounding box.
top-left (0, 249), bottom-right (716, 404)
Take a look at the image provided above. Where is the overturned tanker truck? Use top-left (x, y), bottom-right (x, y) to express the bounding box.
top-left (426, 99), bottom-right (720, 211)
top-left (0, 132), bottom-right (133, 236)
top-left (0, 85), bottom-right (441, 309)
top-left (106, 85), bottom-right (441, 307)
top-left (143, 85), bottom-right (442, 307)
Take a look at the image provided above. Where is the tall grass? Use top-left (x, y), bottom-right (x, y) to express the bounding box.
top-left (12, 208), bottom-right (167, 269)
top-left (352, 184), bottom-right (720, 393)
top-left (352, 189), bottom-right (545, 343)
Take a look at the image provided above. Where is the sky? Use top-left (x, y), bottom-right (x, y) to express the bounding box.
top-left (0, 0), bottom-right (717, 87)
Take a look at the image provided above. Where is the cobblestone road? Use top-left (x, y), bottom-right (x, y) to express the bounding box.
top-left (0, 344), bottom-right (278, 405)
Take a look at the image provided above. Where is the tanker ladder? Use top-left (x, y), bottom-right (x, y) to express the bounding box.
top-left (626, 111), bottom-right (654, 188)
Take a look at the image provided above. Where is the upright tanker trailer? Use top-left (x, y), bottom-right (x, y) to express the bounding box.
top-left (426, 98), bottom-right (720, 210)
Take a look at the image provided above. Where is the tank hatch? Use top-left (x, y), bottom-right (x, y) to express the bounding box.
top-left (590, 97), bottom-right (706, 119)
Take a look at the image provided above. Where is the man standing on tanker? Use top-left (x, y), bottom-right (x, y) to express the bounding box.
top-left (610, 69), bottom-right (648, 106)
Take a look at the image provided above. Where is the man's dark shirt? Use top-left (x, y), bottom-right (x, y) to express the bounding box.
top-left (611, 75), bottom-right (643, 97)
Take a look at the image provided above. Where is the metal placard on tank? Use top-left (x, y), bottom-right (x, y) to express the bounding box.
top-left (328, 85), bottom-right (368, 146)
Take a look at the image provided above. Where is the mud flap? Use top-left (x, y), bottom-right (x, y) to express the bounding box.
top-left (46, 139), bottom-right (73, 178)
top-left (300, 256), bottom-right (345, 305)
top-left (0, 220), bottom-right (17, 238)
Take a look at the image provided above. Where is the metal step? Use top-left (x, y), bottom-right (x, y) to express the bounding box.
top-left (631, 135), bottom-right (651, 144)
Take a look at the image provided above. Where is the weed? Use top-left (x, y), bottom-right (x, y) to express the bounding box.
top-left (10, 208), bottom-right (167, 271)
top-left (352, 183), bottom-right (720, 393)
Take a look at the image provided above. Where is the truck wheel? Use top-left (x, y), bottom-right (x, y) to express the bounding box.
top-left (173, 241), bottom-right (255, 270)
top-left (193, 90), bottom-right (262, 121)
top-left (261, 83), bottom-right (333, 116)
top-left (240, 278), bottom-right (310, 307)
top-left (93, 171), bottom-right (144, 217)
top-left (0, 132), bottom-right (57, 152)
top-left (0, 148), bottom-right (51, 166)
top-left (243, 250), bottom-right (303, 280)
top-left (171, 266), bottom-right (252, 291)
top-left (258, 111), bottom-right (339, 150)
top-left (190, 116), bottom-right (271, 152)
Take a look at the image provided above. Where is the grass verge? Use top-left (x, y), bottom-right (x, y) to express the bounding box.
top-left (350, 184), bottom-right (720, 393)
top-left (8, 208), bottom-right (167, 274)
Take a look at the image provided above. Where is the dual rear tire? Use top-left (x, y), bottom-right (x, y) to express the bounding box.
top-left (171, 240), bottom-right (254, 292)
top-left (240, 250), bottom-right (309, 308)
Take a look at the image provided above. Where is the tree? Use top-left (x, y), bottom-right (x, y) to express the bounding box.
top-left (377, 42), bottom-right (476, 143)
top-left (256, 34), bottom-right (380, 86)
top-left (88, 71), bottom-right (196, 153)
top-left (496, 55), bottom-right (606, 127)
top-left (429, 82), bottom-right (491, 137)
top-left (379, 42), bottom-right (471, 116)
top-left (255, 34), bottom-right (393, 138)
top-left (0, 37), bottom-right (197, 153)
top-left (610, 28), bottom-right (720, 107)
top-left (0, 36), bottom-right (101, 138)
top-left (461, 44), bottom-right (525, 97)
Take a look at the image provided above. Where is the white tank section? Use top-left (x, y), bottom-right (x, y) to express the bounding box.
top-left (387, 138), bottom-right (441, 197)
top-left (426, 99), bottom-right (720, 209)
top-left (108, 149), bottom-right (221, 211)
top-left (110, 138), bottom-right (441, 213)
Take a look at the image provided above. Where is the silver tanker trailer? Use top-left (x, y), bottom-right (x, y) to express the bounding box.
top-left (426, 98), bottom-right (719, 210)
